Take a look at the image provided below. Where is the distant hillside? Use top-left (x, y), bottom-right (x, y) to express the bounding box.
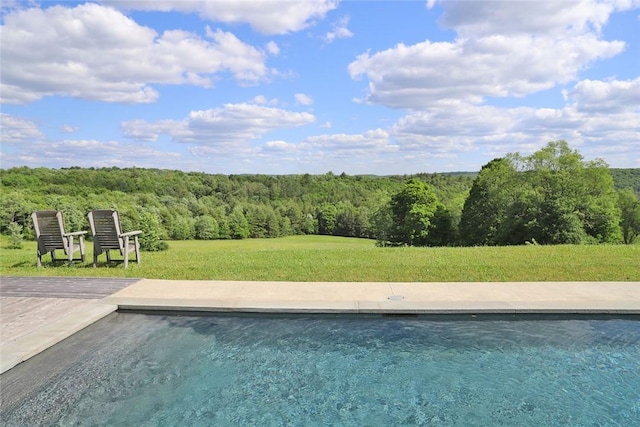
top-left (0, 166), bottom-right (474, 242)
top-left (610, 168), bottom-right (640, 193)
top-left (1, 165), bottom-right (637, 246)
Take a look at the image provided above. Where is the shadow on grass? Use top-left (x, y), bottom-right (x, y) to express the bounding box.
top-left (10, 261), bottom-right (33, 268)
top-left (91, 261), bottom-right (132, 268)
top-left (27, 263), bottom-right (94, 269)
top-left (9, 261), bottom-right (129, 269)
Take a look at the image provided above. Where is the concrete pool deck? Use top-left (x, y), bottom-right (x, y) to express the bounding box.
top-left (2, 278), bottom-right (640, 374)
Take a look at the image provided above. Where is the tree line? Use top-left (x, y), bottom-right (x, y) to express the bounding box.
top-left (1, 141), bottom-right (639, 249)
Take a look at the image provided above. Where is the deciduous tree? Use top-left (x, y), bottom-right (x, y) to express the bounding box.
top-left (388, 179), bottom-right (446, 246)
top-left (460, 141), bottom-right (622, 245)
top-left (617, 188), bottom-right (640, 244)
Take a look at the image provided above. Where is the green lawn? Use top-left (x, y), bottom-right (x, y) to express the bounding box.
top-left (1, 235), bottom-right (638, 281)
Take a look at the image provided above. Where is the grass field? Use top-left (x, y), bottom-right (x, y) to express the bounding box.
top-left (1, 235), bottom-right (638, 281)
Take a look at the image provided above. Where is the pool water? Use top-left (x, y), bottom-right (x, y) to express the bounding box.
top-left (2, 313), bottom-right (640, 426)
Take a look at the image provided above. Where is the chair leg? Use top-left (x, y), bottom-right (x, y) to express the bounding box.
top-left (67, 235), bottom-right (74, 266)
top-left (79, 237), bottom-right (86, 263)
top-left (37, 251), bottom-right (42, 267)
top-left (134, 236), bottom-right (141, 265)
top-left (123, 235), bottom-right (129, 269)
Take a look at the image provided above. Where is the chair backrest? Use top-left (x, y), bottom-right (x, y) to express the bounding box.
top-left (88, 210), bottom-right (124, 252)
top-left (32, 211), bottom-right (67, 253)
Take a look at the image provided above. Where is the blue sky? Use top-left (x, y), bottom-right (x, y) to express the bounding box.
top-left (1, 0), bottom-right (639, 175)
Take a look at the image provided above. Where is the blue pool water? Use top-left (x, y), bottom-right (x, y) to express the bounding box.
top-left (1, 313), bottom-right (640, 426)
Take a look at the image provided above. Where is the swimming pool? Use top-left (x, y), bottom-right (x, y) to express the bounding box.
top-left (2, 313), bottom-right (639, 425)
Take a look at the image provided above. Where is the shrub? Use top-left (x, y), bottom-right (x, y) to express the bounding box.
top-left (138, 210), bottom-right (169, 251)
top-left (7, 222), bottom-right (24, 249)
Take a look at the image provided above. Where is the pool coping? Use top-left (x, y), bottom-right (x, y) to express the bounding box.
top-left (105, 279), bottom-right (640, 315)
top-left (2, 279), bottom-right (640, 374)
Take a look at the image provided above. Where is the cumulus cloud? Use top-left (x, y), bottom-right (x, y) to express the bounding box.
top-left (349, 35), bottom-right (624, 109)
top-left (304, 129), bottom-right (396, 157)
top-left (434, 0), bottom-right (616, 37)
top-left (295, 93), bottom-right (314, 106)
top-left (188, 141), bottom-right (261, 165)
top-left (0, 3), bottom-right (270, 104)
top-left (567, 77), bottom-right (640, 113)
top-left (122, 102), bottom-right (316, 144)
top-left (0, 138), bottom-right (183, 170)
top-left (61, 125), bottom-right (79, 134)
top-left (190, 128), bottom-right (397, 172)
top-left (103, 0), bottom-right (338, 35)
top-left (389, 78), bottom-right (640, 162)
top-left (324, 15), bottom-right (353, 43)
top-left (250, 95), bottom-right (279, 106)
top-left (263, 140), bottom-right (298, 152)
top-left (349, 1), bottom-right (628, 109)
top-left (237, 130), bottom-right (394, 172)
top-left (265, 41), bottom-right (280, 56)
top-left (120, 120), bottom-right (180, 142)
top-left (392, 102), bottom-right (514, 140)
top-left (0, 114), bottom-right (46, 143)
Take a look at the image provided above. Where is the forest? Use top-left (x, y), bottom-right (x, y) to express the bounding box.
top-left (1, 141), bottom-right (639, 249)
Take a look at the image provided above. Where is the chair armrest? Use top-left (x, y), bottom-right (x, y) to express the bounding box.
top-left (65, 231), bottom-right (87, 236)
top-left (120, 230), bottom-right (142, 237)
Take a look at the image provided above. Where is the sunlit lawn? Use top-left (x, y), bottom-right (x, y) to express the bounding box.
top-left (1, 235), bottom-right (638, 282)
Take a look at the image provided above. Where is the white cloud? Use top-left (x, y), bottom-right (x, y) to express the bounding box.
top-left (120, 119), bottom-right (180, 142)
top-left (265, 41), bottom-right (280, 56)
top-left (0, 3), bottom-right (270, 104)
top-left (252, 95), bottom-right (268, 105)
top-left (433, 0), bottom-right (616, 37)
top-left (305, 129), bottom-right (395, 154)
top-left (389, 78), bottom-right (640, 163)
top-left (103, 0), bottom-right (338, 35)
top-left (189, 143), bottom-right (258, 160)
top-left (61, 125), bottom-right (79, 134)
top-left (295, 93), bottom-right (314, 106)
top-left (251, 95), bottom-right (279, 106)
top-left (349, 34), bottom-right (624, 109)
top-left (349, 1), bottom-right (627, 109)
top-left (392, 102), bottom-right (514, 140)
top-left (324, 15), bottom-right (353, 43)
top-left (263, 140), bottom-right (299, 152)
top-left (0, 114), bottom-right (46, 143)
top-left (122, 103), bottom-right (316, 144)
top-left (568, 77), bottom-right (640, 113)
top-left (192, 128), bottom-right (396, 170)
top-left (0, 138), bottom-right (183, 170)
top-left (0, 0), bottom-right (21, 13)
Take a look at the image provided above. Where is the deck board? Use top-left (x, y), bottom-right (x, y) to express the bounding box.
top-left (0, 297), bottom-right (100, 346)
top-left (0, 276), bottom-right (139, 299)
top-left (0, 277), bottom-right (139, 347)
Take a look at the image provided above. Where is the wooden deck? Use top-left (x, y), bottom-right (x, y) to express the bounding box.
top-left (0, 276), bottom-right (139, 299)
top-left (0, 277), bottom-right (139, 347)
